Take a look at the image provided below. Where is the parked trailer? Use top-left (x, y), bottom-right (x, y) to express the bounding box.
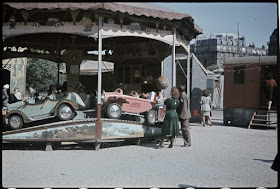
top-left (2, 118), bottom-right (162, 150)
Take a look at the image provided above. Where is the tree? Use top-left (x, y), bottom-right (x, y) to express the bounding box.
top-left (26, 58), bottom-right (66, 92)
top-left (207, 64), bottom-right (219, 71)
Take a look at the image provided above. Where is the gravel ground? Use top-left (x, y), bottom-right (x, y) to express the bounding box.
top-left (2, 110), bottom-right (278, 188)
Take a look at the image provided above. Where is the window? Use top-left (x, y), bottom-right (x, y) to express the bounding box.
top-left (234, 66), bottom-right (245, 84)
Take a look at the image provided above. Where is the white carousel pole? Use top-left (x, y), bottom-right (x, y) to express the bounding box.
top-left (187, 44), bottom-right (191, 96)
top-left (97, 15), bottom-right (102, 106)
top-left (96, 15), bottom-right (103, 150)
top-left (172, 28), bottom-right (176, 87)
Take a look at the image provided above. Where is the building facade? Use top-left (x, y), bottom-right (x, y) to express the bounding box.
top-left (223, 56), bottom-right (277, 127)
top-left (267, 28), bottom-right (278, 56)
top-left (190, 35), bottom-right (267, 69)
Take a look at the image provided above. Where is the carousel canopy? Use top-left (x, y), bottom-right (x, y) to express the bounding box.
top-left (3, 2), bottom-right (203, 65)
top-left (80, 60), bottom-right (114, 75)
top-left (3, 2), bottom-right (202, 37)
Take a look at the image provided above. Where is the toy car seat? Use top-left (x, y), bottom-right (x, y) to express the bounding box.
top-left (147, 91), bottom-right (156, 102)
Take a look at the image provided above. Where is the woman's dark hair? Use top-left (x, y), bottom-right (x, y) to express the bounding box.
top-left (202, 89), bottom-right (209, 96)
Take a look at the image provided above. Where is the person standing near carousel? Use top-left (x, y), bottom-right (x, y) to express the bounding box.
top-left (200, 89), bottom-right (212, 126)
top-left (177, 85), bottom-right (192, 147)
top-left (265, 72), bottom-right (277, 110)
top-left (158, 86), bottom-right (180, 149)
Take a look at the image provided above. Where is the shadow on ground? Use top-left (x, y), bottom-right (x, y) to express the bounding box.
top-left (253, 158), bottom-right (274, 163)
top-left (178, 184), bottom-right (197, 188)
top-left (2, 138), bottom-right (161, 151)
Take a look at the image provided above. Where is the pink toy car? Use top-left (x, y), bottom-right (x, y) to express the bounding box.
top-left (102, 88), bottom-right (165, 124)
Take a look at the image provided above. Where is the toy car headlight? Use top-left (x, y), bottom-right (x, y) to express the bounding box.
top-left (101, 90), bottom-right (105, 103)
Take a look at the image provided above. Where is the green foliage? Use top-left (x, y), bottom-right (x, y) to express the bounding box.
top-left (207, 64), bottom-right (224, 71)
top-left (207, 64), bottom-right (219, 71)
top-left (26, 58), bottom-right (66, 92)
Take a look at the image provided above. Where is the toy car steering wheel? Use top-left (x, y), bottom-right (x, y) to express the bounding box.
top-left (129, 91), bottom-right (139, 98)
top-left (115, 88), bottom-right (123, 95)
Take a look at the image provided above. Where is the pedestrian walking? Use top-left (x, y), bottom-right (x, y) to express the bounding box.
top-left (177, 85), bottom-right (192, 147)
top-left (265, 73), bottom-right (277, 110)
top-left (200, 89), bottom-right (212, 126)
top-left (158, 87), bottom-right (180, 148)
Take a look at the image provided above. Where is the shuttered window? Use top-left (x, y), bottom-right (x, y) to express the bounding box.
top-left (234, 66), bottom-right (245, 84)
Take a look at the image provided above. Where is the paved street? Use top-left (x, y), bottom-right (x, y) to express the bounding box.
top-left (2, 110), bottom-right (278, 188)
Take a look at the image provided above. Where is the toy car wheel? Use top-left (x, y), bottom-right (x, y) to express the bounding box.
top-left (146, 110), bottom-right (156, 125)
top-left (33, 22), bottom-right (41, 28)
top-left (107, 103), bottom-right (122, 119)
top-left (8, 114), bottom-right (23, 130)
top-left (57, 104), bottom-right (75, 121)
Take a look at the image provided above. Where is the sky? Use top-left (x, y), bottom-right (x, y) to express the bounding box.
top-left (154, 2), bottom-right (278, 48)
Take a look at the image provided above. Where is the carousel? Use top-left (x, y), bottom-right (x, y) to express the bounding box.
top-left (2, 2), bottom-right (202, 150)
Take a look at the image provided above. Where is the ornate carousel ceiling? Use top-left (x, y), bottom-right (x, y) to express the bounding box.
top-left (2, 2), bottom-right (202, 65)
